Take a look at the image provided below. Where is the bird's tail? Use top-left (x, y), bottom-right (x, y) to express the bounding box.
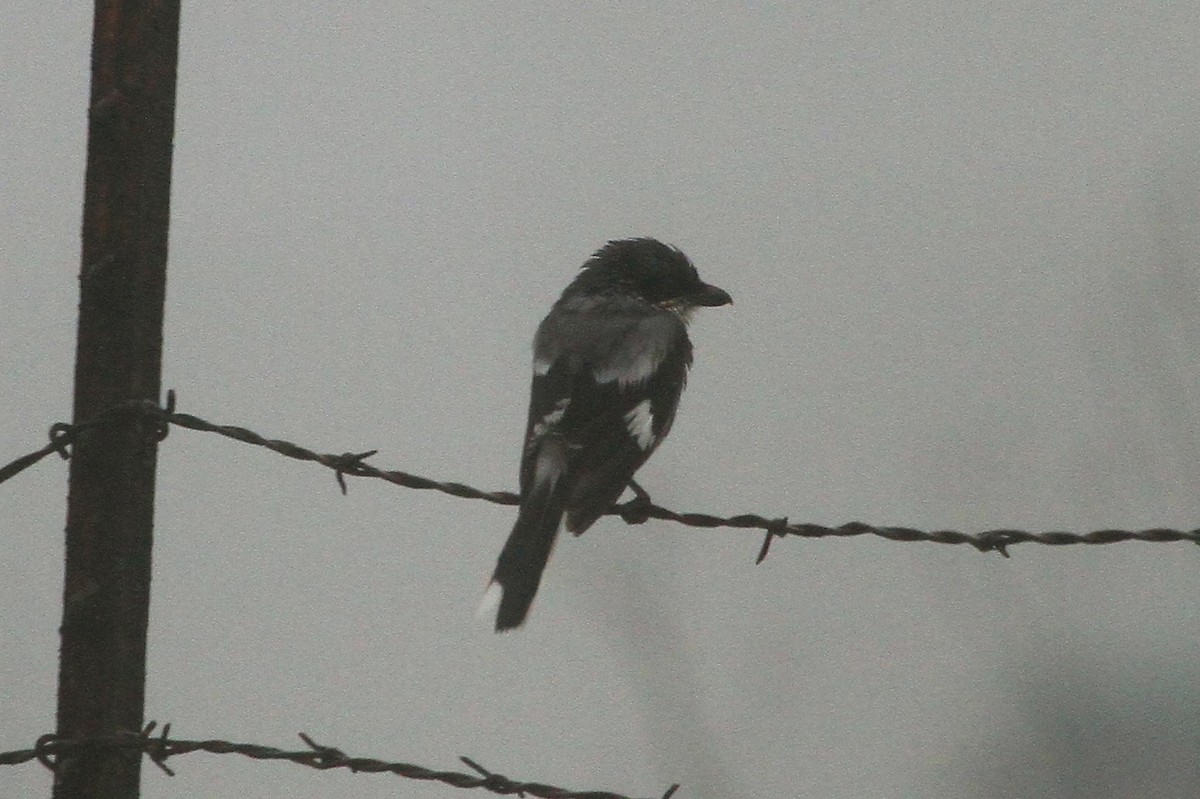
top-left (480, 482), bottom-right (568, 631)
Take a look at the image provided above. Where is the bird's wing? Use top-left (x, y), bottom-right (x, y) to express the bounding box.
top-left (520, 296), bottom-right (692, 534)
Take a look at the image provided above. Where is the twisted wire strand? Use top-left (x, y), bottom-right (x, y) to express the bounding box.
top-left (0, 725), bottom-right (677, 799)
top-left (3, 393), bottom-right (1199, 558)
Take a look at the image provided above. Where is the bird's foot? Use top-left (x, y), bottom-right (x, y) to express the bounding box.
top-left (616, 480), bottom-right (654, 524)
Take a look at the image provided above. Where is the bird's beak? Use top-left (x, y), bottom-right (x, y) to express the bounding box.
top-left (693, 282), bottom-right (733, 307)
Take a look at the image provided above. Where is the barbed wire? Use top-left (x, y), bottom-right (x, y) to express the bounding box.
top-left (3, 391), bottom-right (1199, 558)
top-left (0, 723), bottom-right (678, 799)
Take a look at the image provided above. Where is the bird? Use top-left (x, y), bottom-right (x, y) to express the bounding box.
top-left (479, 237), bottom-right (732, 631)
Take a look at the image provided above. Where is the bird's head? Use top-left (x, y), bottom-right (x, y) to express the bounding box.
top-left (571, 238), bottom-right (732, 314)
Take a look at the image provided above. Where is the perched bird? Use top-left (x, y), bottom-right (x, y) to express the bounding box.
top-left (480, 238), bottom-right (732, 631)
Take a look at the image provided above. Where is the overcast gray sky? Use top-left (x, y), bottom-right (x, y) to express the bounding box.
top-left (4, 3), bottom-right (1200, 798)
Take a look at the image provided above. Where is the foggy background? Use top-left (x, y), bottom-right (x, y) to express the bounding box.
top-left (4, 3), bottom-right (1199, 797)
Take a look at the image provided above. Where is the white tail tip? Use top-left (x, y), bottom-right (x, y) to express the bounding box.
top-left (476, 581), bottom-right (504, 622)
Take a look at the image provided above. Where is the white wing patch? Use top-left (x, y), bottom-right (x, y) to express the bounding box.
top-left (529, 398), bottom-right (569, 447)
top-left (593, 349), bottom-right (664, 388)
top-left (528, 399), bottom-right (571, 490)
top-left (532, 355), bottom-right (551, 376)
top-left (624, 399), bottom-right (656, 450)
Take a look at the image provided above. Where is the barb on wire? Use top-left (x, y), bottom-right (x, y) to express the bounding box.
top-left (0, 726), bottom-right (676, 799)
top-left (4, 391), bottom-right (1200, 557)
